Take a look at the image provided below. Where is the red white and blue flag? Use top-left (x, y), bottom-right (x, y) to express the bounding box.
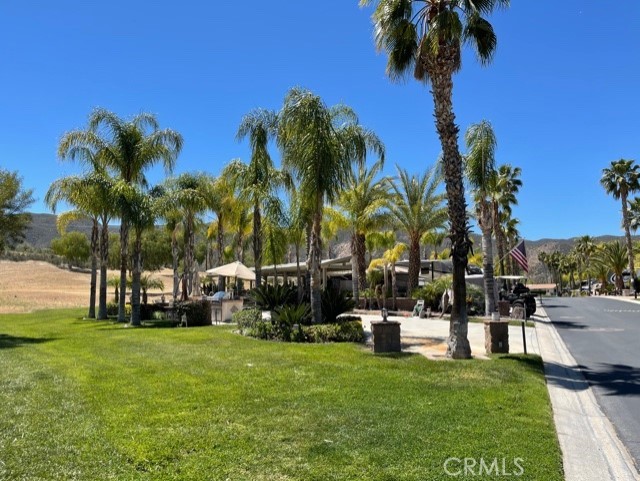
top-left (509, 240), bottom-right (529, 273)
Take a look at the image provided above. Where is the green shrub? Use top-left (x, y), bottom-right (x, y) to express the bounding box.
top-left (412, 275), bottom-right (452, 311)
top-left (273, 304), bottom-right (311, 340)
top-left (106, 302), bottom-right (131, 319)
top-left (302, 320), bottom-right (365, 343)
top-left (173, 300), bottom-right (211, 327)
top-left (248, 283), bottom-right (297, 311)
top-left (321, 288), bottom-right (355, 324)
top-left (466, 284), bottom-right (485, 315)
top-left (233, 308), bottom-right (262, 334)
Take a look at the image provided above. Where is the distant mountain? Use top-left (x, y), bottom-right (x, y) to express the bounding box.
top-left (24, 213), bottom-right (101, 249)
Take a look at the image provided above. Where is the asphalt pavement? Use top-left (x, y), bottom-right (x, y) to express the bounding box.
top-left (543, 296), bottom-right (640, 473)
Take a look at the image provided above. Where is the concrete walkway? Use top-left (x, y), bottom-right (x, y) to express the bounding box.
top-left (360, 306), bottom-right (639, 480)
top-left (359, 312), bottom-right (539, 359)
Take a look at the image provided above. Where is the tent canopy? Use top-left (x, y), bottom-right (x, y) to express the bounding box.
top-left (205, 261), bottom-right (256, 281)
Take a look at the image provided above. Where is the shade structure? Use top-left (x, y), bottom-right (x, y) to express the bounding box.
top-left (205, 261), bottom-right (256, 281)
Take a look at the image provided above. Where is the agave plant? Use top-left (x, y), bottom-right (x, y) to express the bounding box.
top-left (321, 288), bottom-right (356, 324)
top-left (248, 283), bottom-right (298, 311)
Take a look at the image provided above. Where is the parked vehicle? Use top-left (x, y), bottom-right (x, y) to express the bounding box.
top-left (497, 275), bottom-right (536, 318)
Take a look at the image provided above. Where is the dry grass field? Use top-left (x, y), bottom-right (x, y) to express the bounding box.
top-left (0, 260), bottom-right (173, 314)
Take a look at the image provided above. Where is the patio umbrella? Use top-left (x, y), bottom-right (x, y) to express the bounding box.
top-left (205, 261), bottom-right (256, 281)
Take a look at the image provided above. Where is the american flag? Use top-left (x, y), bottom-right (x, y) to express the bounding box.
top-left (509, 240), bottom-right (529, 273)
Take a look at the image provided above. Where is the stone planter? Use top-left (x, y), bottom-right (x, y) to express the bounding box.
top-left (484, 320), bottom-right (509, 354)
top-left (371, 320), bottom-right (401, 353)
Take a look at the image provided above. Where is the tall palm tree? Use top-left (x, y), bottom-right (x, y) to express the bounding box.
top-left (277, 88), bottom-right (385, 324)
top-left (45, 171), bottom-right (116, 320)
top-left (283, 189), bottom-right (311, 301)
top-left (489, 164), bottom-right (522, 274)
top-left (361, 0), bottom-right (509, 359)
top-left (601, 159), bottom-right (640, 285)
top-left (208, 175), bottom-right (236, 270)
top-left (331, 159), bottom-right (391, 304)
top-left (59, 108), bottom-right (183, 322)
top-left (574, 235), bottom-right (596, 293)
top-left (464, 120), bottom-right (497, 315)
top-left (389, 165), bottom-right (447, 292)
top-left (113, 182), bottom-right (157, 325)
top-left (229, 108), bottom-right (291, 287)
top-left (162, 173), bottom-right (213, 298)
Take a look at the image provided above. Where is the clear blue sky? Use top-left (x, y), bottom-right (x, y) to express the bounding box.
top-left (1, 1), bottom-right (639, 241)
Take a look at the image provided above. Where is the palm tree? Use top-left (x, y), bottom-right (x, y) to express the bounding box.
top-left (229, 108), bottom-right (291, 287)
top-left (331, 159), bottom-right (391, 304)
top-left (162, 173), bottom-right (213, 298)
top-left (361, 0), bottom-right (509, 359)
top-left (45, 172), bottom-right (116, 320)
top-left (140, 274), bottom-right (164, 305)
top-left (59, 108), bottom-right (183, 322)
top-left (208, 175), bottom-right (236, 272)
top-left (574, 235), bottom-right (596, 293)
top-left (283, 189), bottom-right (311, 302)
top-left (277, 88), bottom-right (385, 324)
top-left (464, 120), bottom-right (498, 316)
top-left (594, 241), bottom-right (628, 293)
top-left (388, 165), bottom-right (447, 292)
top-left (384, 241), bottom-right (407, 310)
top-left (601, 159), bottom-right (640, 286)
top-left (490, 164), bottom-right (522, 275)
top-left (113, 182), bottom-right (160, 325)
top-left (421, 229), bottom-right (447, 259)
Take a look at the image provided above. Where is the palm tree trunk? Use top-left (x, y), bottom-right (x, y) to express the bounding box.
top-left (408, 235), bottom-right (421, 291)
top-left (130, 230), bottom-right (142, 326)
top-left (356, 233), bottom-right (367, 293)
top-left (309, 198), bottom-right (323, 324)
top-left (184, 216), bottom-right (194, 296)
top-left (295, 243), bottom-right (303, 302)
top-left (426, 45), bottom-right (471, 359)
top-left (391, 262), bottom-right (397, 311)
top-left (172, 226), bottom-right (179, 301)
top-left (118, 219), bottom-right (129, 323)
top-left (479, 203), bottom-right (497, 315)
top-left (492, 202), bottom-right (506, 276)
top-left (217, 217), bottom-right (225, 291)
top-left (88, 219), bottom-right (99, 319)
top-left (621, 193), bottom-right (635, 285)
top-left (350, 233), bottom-right (360, 305)
top-left (98, 220), bottom-right (109, 320)
top-left (254, 206), bottom-right (262, 288)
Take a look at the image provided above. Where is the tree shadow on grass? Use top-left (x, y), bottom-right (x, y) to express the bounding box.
top-left (498, 354), bottom-right (543, 367)
top-left (0, 333), bottom-right (54, 349)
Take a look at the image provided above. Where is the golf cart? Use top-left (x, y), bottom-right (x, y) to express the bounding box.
top-left (497, 275), bottom-right (536, 318)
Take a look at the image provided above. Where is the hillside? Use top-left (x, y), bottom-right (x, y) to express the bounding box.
top-left (24, 213), bottom-right (96, 249)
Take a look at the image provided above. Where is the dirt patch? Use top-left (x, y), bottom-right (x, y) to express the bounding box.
top-left (0, 261), bottom-right (175, 314)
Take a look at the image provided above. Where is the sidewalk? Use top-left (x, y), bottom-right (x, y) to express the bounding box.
top-left (359, 312), bottom-right (539, 359)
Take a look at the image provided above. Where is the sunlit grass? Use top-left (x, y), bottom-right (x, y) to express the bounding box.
top-left (0, 309), bottom-right (563, 480)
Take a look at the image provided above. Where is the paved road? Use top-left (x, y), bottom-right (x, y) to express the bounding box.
top-left (543, 296), bottom-right (640, 468)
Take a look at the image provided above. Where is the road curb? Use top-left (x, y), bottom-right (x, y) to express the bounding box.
top-left (535, 304), bottom-right (640, 481)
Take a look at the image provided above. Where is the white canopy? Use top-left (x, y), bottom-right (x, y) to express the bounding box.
top-left (205, 261), bottom-right (256, 281)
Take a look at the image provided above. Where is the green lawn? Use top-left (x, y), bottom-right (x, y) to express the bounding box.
top-left (0, 310), bottom-right (563, 480)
